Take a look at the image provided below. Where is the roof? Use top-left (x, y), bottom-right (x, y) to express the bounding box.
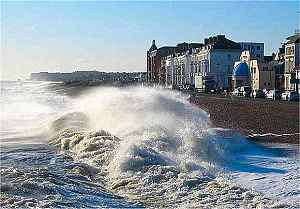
top-left (286, 33), bottom-right (300, 44)
top-left (157, 46), bottom-right (177, 57)
top-left (204, 35), bottom-right (241, 50)
top-left (149, 44), bottom-right (157, 51)
top-left (233, 62), bottom-right (250, 77)
top-left (149, 40), bottom-right (157, 51)
top-left (264, 56), bottom-right (273, 62)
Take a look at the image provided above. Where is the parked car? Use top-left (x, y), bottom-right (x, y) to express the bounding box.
top-left (266, 90), bottom-right (273, 99)
top-left (281, 91), bottom-right (289, 101)
top-left (262, 89), bottom-right (269, 97)
top-left (282, 91), bottom-right (299, 101)
top-left (266, 89), bottom-right (282, 100)
top-left (210, 87), bottom-right (223, 94)
top-left (251, 89), bottom-right (265, 98)
top-left (274, 90), bottom-right (282, 100)
top-left (240, 86), bottom-right (251, 97)
top-left (231, 87), bottom-right (241, 97)
top-left (289, 92), bottom-right (300, 101)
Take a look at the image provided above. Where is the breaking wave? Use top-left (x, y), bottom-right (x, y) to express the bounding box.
top-left (48, 87), bottom-right (279, 208)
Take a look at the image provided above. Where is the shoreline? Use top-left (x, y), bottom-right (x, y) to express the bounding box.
top-left (190, 94), bottom-right (299, 144)
top-left (47, 82), bottom-right (299, 144)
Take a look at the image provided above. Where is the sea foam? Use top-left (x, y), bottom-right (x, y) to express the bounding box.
top-left (49, 86), bottom-right (279, 208)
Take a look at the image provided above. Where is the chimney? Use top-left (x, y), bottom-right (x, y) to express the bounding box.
top-left (217, 35), bottom-right (225, 40)
top-left (204, 38), bottom-right (209, 45)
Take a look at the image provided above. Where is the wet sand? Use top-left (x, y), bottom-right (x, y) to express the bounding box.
top-left (190, 94), bottom-right (299, 144)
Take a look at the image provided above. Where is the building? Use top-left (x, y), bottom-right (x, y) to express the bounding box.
top-left (233, 50), bottom-right (275, 90)
top-left (193, 35), bottom-right (241, 91)
top-left (239, 42), bottom-right (264, 61)
top-left (162, 43), bottom-right (203, 89)
top-left (232, 62), bottom-right (251, 88)
top-left (283, 32), bottom-right (300, 93)
top-left (249, 59), bottom-right (275, 90)
top-left (165, 55), bottom-right (175, 88)
top-left (147, 41), bottom-right (176, 84)
top-left (273, 45), bottom-right (285, 90)
top-left (146, 40), bottom-right (176, 84)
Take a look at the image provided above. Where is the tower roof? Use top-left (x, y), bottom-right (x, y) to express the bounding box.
top-left (233, 62), bottom-right (250, 77)
top-left (149, 40), bottom-right (157, 51)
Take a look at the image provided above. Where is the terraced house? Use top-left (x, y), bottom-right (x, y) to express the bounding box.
top-left (192, 35), bottom-right (241, 91)
top-left (284, 32), bottom-right (300, 93)
top-left (146, 35), bottom-right (283, 93)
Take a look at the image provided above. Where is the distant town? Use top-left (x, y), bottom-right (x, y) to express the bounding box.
top-left (30, 71), bottom-right (147, 84)
top-left (147, 32), bottom-right (299, 101)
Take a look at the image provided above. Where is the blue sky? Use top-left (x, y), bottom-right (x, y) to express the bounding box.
top-left (1, 1), bottom-right (299, 80)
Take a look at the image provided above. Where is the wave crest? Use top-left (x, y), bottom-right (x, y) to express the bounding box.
top-left (48, 87), bottom-right (276, 208)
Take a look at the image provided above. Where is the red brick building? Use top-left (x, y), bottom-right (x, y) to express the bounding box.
top-left (146, 40), bottom-right (175, 84)
top-left (146, 40), bottom-right (202, 84)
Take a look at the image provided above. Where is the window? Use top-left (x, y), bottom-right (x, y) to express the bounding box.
top-left (257, 54), bottom-right (260, 58)
top-left (286, 46), bottom-right (293, 55)
top-left (257, 46), bottom-right (260, 50)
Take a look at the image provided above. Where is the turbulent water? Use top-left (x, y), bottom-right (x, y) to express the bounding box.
top-left (1, 81), bottom-right (299, 209)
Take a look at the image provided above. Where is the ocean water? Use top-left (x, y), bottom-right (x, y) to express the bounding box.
top-left (0, 81), bottom-right (299, 209)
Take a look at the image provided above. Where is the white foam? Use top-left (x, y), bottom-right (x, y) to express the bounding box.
top-left (49, 86), bottom-right (292, 208)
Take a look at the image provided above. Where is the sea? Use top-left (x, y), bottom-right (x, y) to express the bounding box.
top-left (0, 80), bottom-right (299, 209)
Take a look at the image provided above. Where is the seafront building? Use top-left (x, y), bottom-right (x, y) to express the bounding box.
top-left (283, 32), bottom-right (300, 93)
top-left (250, 59), bottom-right (275, 90)
top-left (232, 62), bottom-right (251, 88)
top-left (147, 41), bottom-right (202, 86)
top-left (233, 51), bottom-right (275, 90)
top-left (273, 45), bottom-right (285, 90)
top-left (146, 33), bottom-right (300, 94)
top-left (164, 44), bottom-right (203, 89)
top-left (192, 35), bottom-right (241, 91)
top-left (150, 35), bottom-right (242, 91)
top-left (147, 40), bottom-right (176, 84)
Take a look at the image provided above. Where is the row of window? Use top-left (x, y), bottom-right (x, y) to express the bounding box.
top-left (285, 46), bottom-right (295, 55)
top-left (242, 45), bottom-right (262, 50)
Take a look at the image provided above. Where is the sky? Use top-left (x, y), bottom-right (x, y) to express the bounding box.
top-left (1, 1), bottom-right (299, 80)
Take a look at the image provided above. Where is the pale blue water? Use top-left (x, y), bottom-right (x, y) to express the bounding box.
top-left (0, 81), bottom-right (299, 208)
top-left (0, 81), bottom-right (142, 208)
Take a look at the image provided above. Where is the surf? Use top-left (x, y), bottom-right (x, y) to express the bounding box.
top-left (49, 86), bottom-right (282, 208)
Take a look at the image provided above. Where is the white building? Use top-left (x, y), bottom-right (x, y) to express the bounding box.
top-left (193, 35), bottom-right (241, 91)
top-left (165, 55), bottom-right (175, 88)
top-left (283, 33), bottom-right (300, 93)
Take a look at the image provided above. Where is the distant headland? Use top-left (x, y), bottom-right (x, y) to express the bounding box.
top-left (30, 71), bottom-right (147, 84)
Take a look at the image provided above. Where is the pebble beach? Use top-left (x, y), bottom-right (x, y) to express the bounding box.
top-left (190, 94), bottom-right (299, 144)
